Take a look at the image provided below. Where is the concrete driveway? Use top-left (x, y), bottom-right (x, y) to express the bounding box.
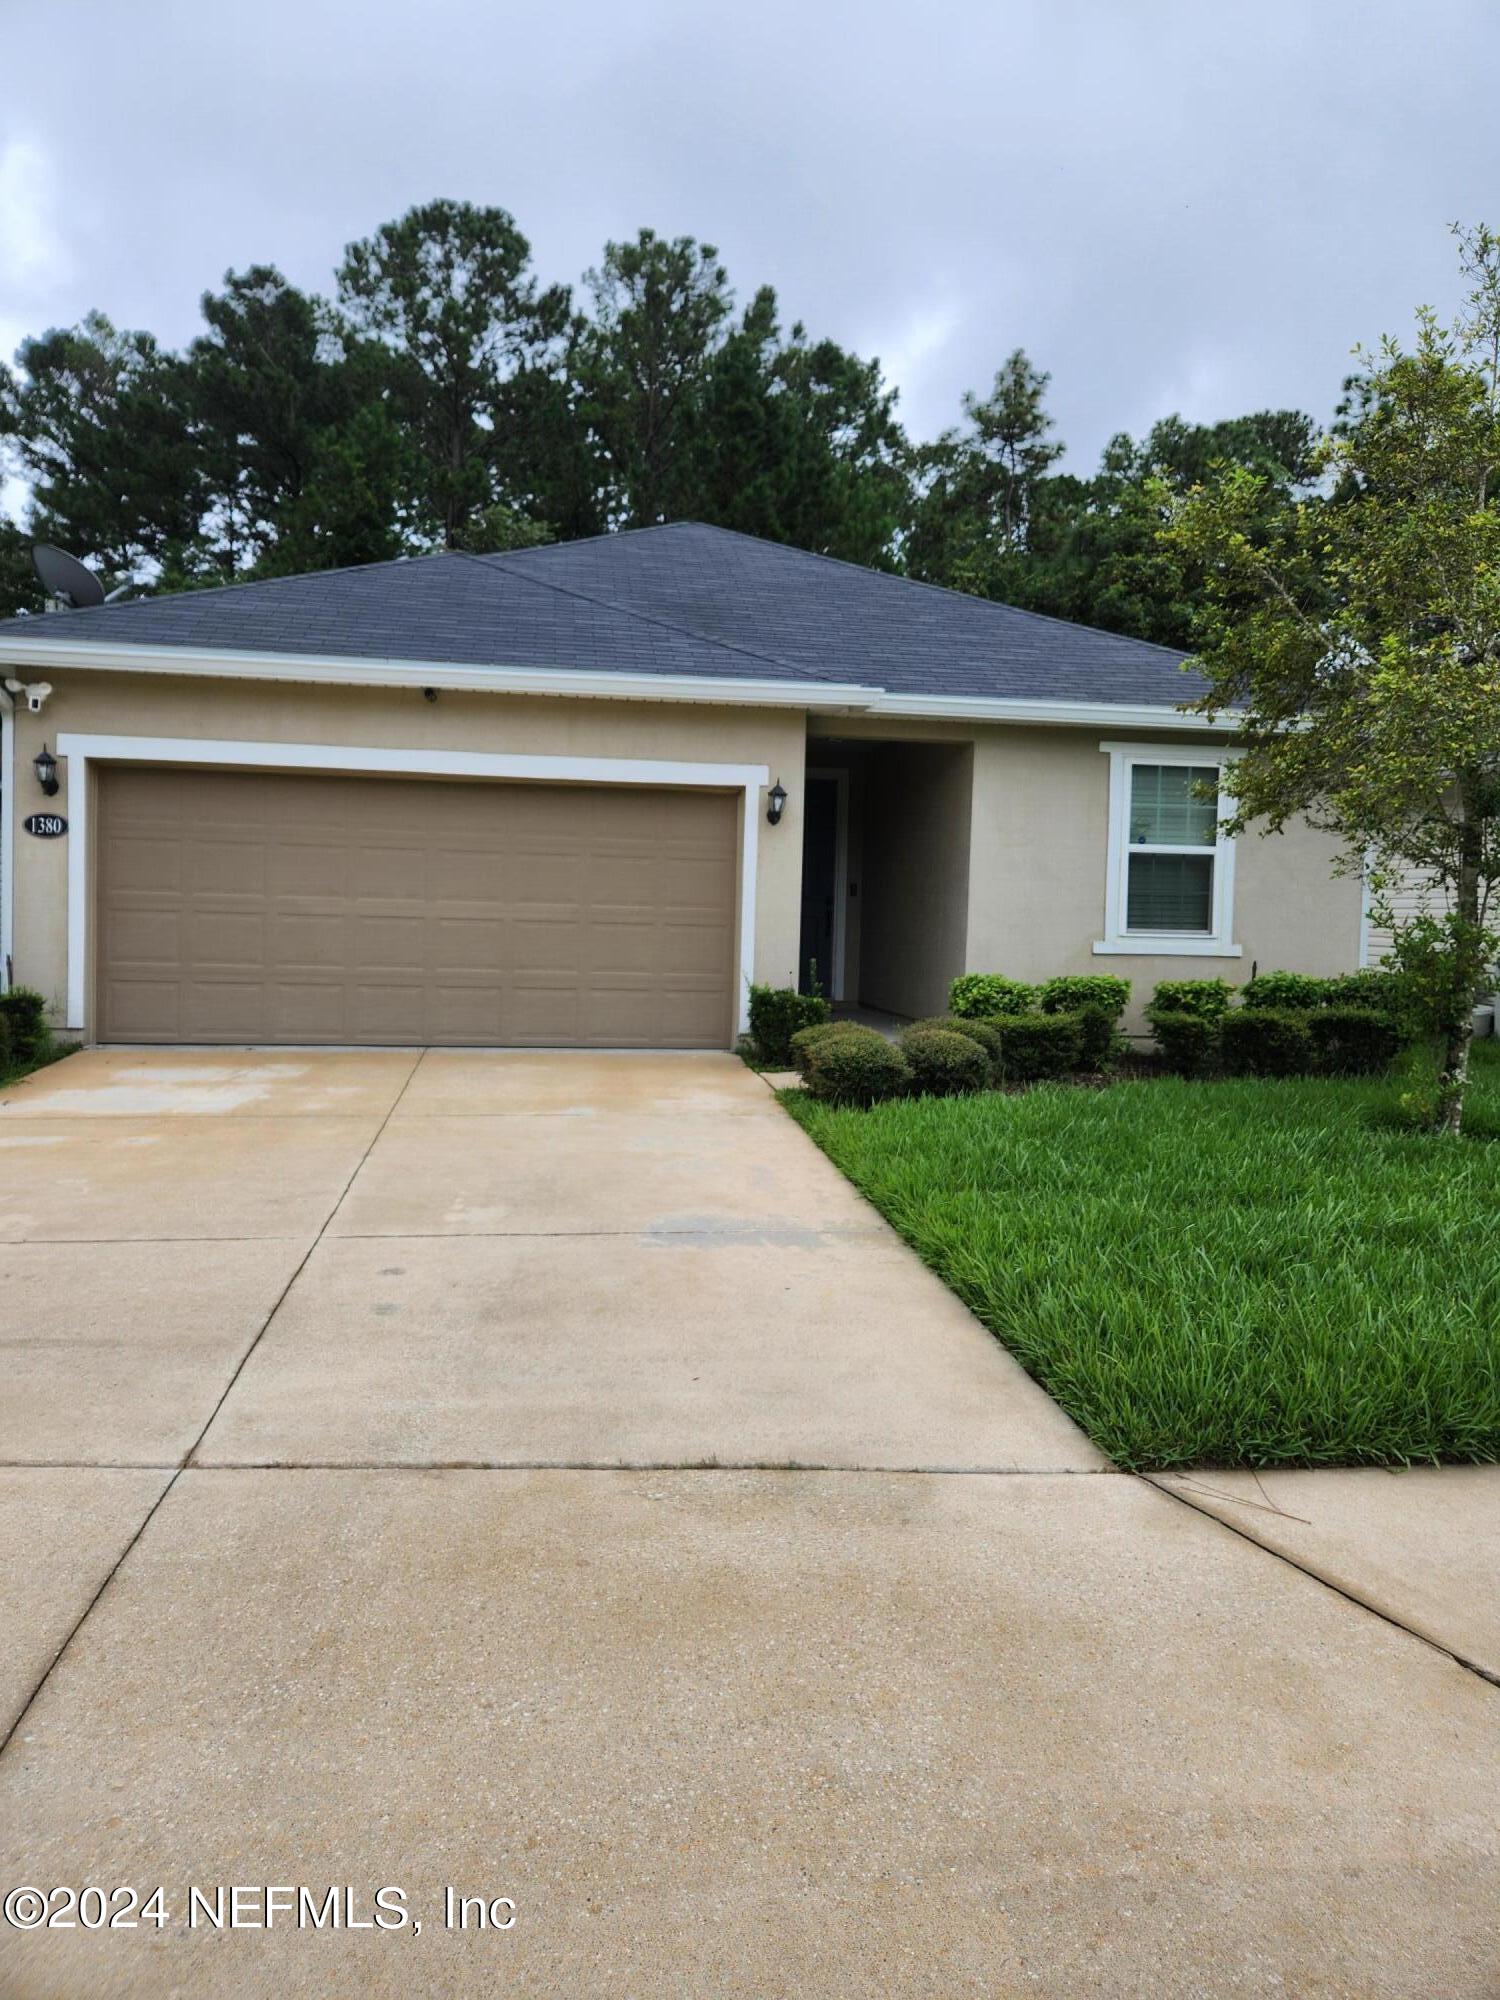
top-left (0, 1049), bottom-right (1496, 1998)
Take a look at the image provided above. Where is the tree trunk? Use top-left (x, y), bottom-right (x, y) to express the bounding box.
top-left (1434, 799), bottom-right (1485, 1136)
top-left (1435, 1018), bottom-right (1471, 1135)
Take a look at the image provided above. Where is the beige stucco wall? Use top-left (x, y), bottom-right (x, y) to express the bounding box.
top-left (964, 726), bottom-right (1365, 1032)
top-left (5, 672), bottom-right (1367, 1046)
top-left (5, 672), bottom-right (808, 1037)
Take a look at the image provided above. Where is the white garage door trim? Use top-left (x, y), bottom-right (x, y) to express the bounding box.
top-left (57, 733), bottom-right (769, 1036)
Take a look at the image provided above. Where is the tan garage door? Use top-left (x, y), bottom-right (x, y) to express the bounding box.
top-left (95, 766), bottom-right (739, 1047)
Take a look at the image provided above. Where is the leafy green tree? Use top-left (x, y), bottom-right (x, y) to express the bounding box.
top-left (1021, 411), bottom-right (1320, 646)
top-left (0, 516), bottom-right (44, 617)
top-left (337, 200), bottom-right (569, 548)
top-left (0, 313), bottom-right (201, 588)
top-left (1166, 226), bottom-right (1500, 1133)
top-left (689, 288), bottom-right (908, 564)
top-left (905, 349), bottom-right (1063, 590)
top-left (450, 501), bottom-right (556, 553)
top-left (185, 266), bottom-right (416, 578)
top-left (767, 324), bottom-right (908, 566)
top-left (577, 230), bottom-right (732, 527)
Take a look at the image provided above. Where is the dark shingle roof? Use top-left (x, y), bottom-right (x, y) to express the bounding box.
top-left (0, 522), bottom-right (1205, 707)
top-left (494, 525), bottom-right (1204, 705)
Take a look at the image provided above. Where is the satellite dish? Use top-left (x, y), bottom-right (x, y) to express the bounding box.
top-left (32, 545), bottom-right (106, 610)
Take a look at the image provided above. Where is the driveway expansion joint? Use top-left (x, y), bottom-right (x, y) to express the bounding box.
top-left (1145, 1473), bottom-right (1500, 1690)
top-left (0, 1048), bottom-right (426, 1762)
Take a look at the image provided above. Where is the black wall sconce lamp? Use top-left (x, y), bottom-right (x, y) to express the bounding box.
top-left (34, 743), bottom-right (59, 796)
top-left (766, 779), bottom-right (787, 826)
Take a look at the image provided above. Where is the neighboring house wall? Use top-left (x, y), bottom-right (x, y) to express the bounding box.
top-left (964, 725), bottom-right (1365, 1032)
top-left (1362, 865), bottom-right (1449, 968)
top-left (8, 674), bottom-right (808, 1035)
top-left (858, 741), bottom-right (974, 1020)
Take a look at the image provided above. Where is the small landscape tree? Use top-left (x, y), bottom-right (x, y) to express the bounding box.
top-left (1165, 225), bottom-right (1500, 1133)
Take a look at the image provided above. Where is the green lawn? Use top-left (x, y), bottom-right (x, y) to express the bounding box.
top-left (0, 1041), bottom-right (80, 1091)
top-left (782, 1047), bottom-right (1500, 1470)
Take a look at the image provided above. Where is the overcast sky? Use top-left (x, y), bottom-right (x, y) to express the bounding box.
top-left (2, 0), bottom-right (1496, 520)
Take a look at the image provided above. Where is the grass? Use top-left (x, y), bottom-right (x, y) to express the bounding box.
top-left (0, 1039), bottom-right (80, 1090)
top-left (782, 1044), bottom-right (1500, 1471)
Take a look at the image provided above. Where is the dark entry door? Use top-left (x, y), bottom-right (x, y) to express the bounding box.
top-left (799, 775), bottom-right (839, 996)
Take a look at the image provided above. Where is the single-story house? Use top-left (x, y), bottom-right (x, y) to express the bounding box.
top-left (0, 522), bottom-right (1368, 1048)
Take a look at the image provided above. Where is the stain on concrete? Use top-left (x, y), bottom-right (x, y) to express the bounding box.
top-left (7, 1063), bottom-right (310, 1118)
top-left (643, 1216), bottom-right (877, 1248)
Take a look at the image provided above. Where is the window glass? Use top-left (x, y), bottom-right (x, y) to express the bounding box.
top-left (1126, 853), bottom-right (1214, 931)
top-left (1129, 764), bottom-right (1218, 847)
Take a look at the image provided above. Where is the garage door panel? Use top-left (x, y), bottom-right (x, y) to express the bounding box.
top-left (187, 839), bottom-right (267, 896)
top-left (269, 982), bottom-right (347, 1042)
top-left (181, 979), bottom-right (270, 1042)
top-left (439, 848), bottom-right (510, 902)
top-left (101, 979), bottom-right (182, 1042)
top-left (96, 769), bottom-right (737, 1047)
top-left (267, 843), bottom-right (346, 899)
top-left (268, 912), bottom-right (352, 970)
top-left (102, 908), bottom-right (181, 963)
top-left (431, 917), bottom-right (510, 968)
top-left (500, 981), bottom-right (581, 1044)
top-left (110, 837), bottom-right (185, 892)
top-left (351, 914), bottom-right (428, 969)
top-left (431, 984), bottom-right (507, 1042)
top-left (180, 912), bottom-right (266, 969)
top-left (352, 845), bottom-right (427, 900)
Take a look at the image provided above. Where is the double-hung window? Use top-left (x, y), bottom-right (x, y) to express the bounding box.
top-left (1095, 742), bottom-right (1240, 957)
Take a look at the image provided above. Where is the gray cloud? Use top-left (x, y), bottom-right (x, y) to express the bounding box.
top-left (1, 0), bottom-right (1494, 499)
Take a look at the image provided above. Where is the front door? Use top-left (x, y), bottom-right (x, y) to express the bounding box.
top-left (798, 775), bottom-right (839, 997)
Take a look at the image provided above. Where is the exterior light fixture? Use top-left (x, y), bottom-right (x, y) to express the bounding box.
top-left (766, 779), bottom-right (787, 826)
top-left (33, 743), bottom-right (59, 796)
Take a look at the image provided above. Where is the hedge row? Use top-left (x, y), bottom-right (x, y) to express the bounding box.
top-left (1145, 968), bottom-right (1413, 1077)
top-left (790, 1007), bottom-right (1103, 1107)
top-left (752, 964), bottom-right (1413, 1102)
top-left (1149, 1005), bottom-right (1403, 1077)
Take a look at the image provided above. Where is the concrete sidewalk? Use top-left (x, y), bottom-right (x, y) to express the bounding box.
top-left (0, 1049), bottom-right (1495, 1998)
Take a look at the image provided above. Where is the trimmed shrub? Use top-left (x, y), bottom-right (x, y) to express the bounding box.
top-left (1306, 1006), bottom-right (1403, 1076)
top-left (788, 1018), bottom-right (865, 1076)
top-left (1038, 976), bottom-right (1130, 1069)
top-left (909, 1014), bottom-right (1004, 1076)
top-left (1073, 1004), bottom-right (1124, 1071)
top-left (1219, 1007), bottom-right (1313, 1077)
top-left (1037, 974), bottom-right (1131, 1019)
top-left (991, 1012), bottom-right (1084, 1083)
top-left (1150, 977), bottom-right (1234, 1021)
top-left (1146, 1008), bottom-right (1217, 1076)
top-left (804, 1027), bottom-right (910, 1107)
top-left (1324, 968), bottom-right (1417, 1037)
top-left (0, 1011), bottom-right (12, 1075)
top-left (0, 987), bottom-right (49, 1065)
top-left (900, 1026), bottom-right (989, 1098)
top-left (948, 972), bottom-right (1035, 1019)
top-left (1240, 970), bottom-right (1336, 1011)
top-left (748, 984), bottom-right (832, 1066)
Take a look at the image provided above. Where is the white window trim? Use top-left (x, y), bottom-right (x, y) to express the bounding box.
top-left (1093, 740), bottom-right (1242, 959)
top-left (55, 732), bottom-right (769, 1036)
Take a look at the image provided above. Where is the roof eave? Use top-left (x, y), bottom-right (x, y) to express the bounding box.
top-left (0, 636), bottom-right (877, 711)
top-left (0, 635), bottom-right (1229, 729)
top-left (867, 691), bottom-right (1230, 731)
